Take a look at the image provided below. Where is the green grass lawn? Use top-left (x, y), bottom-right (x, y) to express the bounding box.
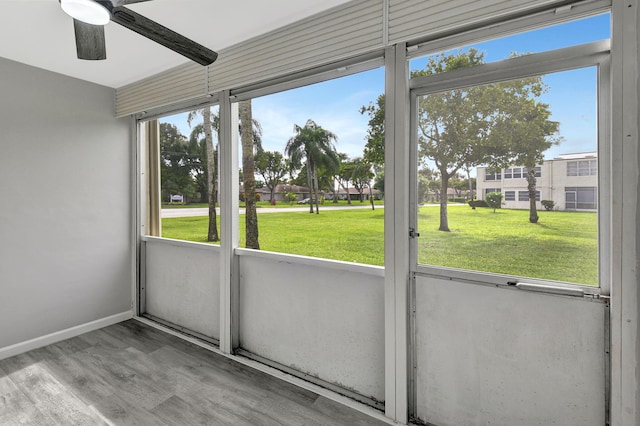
top-left (161, 206), bottom-right (598, 286)
top-left (416, 206), bottom-right (597, 285)
top-left (161, 208), bottom-right (385, 265)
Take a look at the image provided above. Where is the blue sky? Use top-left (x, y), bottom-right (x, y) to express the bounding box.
top-left (164, 13), bottom-right (610, 164)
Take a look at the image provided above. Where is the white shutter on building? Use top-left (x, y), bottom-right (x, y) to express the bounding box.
top-left (116, 0), bottom-right (384, 117)
top-left (116, 62), bottom-right (208, 118)
top-left (208, 0), bottom-right (384, 93)
top-left (388, 0), bottom-right (567, 45)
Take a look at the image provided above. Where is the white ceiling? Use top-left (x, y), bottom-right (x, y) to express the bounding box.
top-left (0, 0), bottom-right (352, 88)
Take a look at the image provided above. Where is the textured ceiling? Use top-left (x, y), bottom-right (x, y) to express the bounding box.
top-left (0, 0), bottom-right (351, 88)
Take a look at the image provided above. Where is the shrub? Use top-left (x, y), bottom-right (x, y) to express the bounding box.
top-left (284, 191), bottom-right (298, 205)
top-left (541, 200), bottom-right (555, 211)
top-left (485, 192), bottom-right (503, 213)
top-left (468, 199), bottom-right (488, 208)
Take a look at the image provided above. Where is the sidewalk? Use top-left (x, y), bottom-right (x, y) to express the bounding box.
top-left (161, 204), bottom-right (384, 218)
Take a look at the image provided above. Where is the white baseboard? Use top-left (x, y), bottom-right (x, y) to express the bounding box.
top-left (0, 310), bottom-right (133, 361)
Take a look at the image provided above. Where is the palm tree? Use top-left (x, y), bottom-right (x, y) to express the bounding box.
top-left (285, 119), bottom-right (339, 214)
top-left (187, 105), bottom-right (262, 244)
top-left (188, 107), bottom-right (219, 242)
top-left (239, 100), bottom-right (260, 249)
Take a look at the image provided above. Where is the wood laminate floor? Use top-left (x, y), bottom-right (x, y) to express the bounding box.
top-left (0, 320), bottom-right (387, 425)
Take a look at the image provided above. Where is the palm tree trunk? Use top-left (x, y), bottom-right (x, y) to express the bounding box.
top-left (527, 167), bottom-right (539, 223)
top-left (313, 166), bottom-right (320, 214)
top-left (203, 108), bottom-right (219, 242)
top-left (306, 158), bottom-right (314, 213)
top-left (240, 100), bottom-right (259, 249)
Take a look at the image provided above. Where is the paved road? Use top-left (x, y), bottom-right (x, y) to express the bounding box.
top-left (161, 204), bottom-right (384, 218)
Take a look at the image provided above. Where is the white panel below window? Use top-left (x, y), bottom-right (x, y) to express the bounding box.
top-left (238, 252), bottom-right (385, 402)
top-left (414, 275), bottom-right (606, 426)
top-left (144, 238), bottom-right (220, 340)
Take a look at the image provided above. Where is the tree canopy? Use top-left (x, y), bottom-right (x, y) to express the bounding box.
top-left (285, 119), bottom-right (340, 214)
top-left (160, 123), bottom-right (199, 202)
top-left (351, 157), bottom-right (374, 203)
top-left (360, 94), bottom-right (385, 167)
top-left (255, 150), bottom-right (288, 205)
top-left (361, 49), bottom-right (560, 230)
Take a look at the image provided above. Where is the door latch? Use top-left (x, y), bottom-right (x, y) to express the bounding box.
top-left (409, 228), bottom-right (420, 238)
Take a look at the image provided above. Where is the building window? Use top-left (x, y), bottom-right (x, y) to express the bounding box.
top-left (528, 166), bottom-right (542, 177)
top-left (485, 169), bottom-right (501, 181)
top-left (565, 187), bottom-right (597, 210)
top-left (504, 166), bottom-right (540, 179)
top-left (504, 191), bottom-right (515, 201)
top-left (567, 159), bottom-right (597, 176)
top-left (518, 191), bottom-right (541, 201)
top-left (484, 188), bottom-right (500, 198)
top-left (504, 167), bottom-right (522, 179)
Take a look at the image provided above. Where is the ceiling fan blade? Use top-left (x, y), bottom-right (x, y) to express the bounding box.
top-left (73, 19), bottom-right (106, 60)
top-left (110, 6), bottom-right (218, 66)
top-left (113, 0), bottom-right (153, 5)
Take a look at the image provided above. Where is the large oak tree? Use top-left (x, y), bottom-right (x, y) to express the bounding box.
top-left (362, 49), bottom-right (559, 230)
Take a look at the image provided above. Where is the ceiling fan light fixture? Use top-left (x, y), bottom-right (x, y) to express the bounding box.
top-left (61, 0), bottom-right (111, 26)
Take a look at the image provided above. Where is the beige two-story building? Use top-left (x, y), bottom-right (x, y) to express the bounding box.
top-left (476, 152), bottom-right (598, 211)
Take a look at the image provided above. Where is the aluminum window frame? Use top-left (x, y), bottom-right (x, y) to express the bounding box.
top-left (405, 0), bottom-right (611, 62)
top-left (518, 190), bottom-right (541, 201)
top-left (409, 39), bottom-right (610, 294)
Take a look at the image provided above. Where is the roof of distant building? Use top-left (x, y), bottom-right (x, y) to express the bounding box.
top-left (554, 152), bottom-right (597, 160)
top-left (256, 184), bottom-right (310, 193)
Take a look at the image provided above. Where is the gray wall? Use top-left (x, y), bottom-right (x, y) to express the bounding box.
top-left (0, 57), bottom-right (132, 349)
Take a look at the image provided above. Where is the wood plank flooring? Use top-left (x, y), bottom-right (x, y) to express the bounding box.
top-left (0, 320), bottom-right (387, 425)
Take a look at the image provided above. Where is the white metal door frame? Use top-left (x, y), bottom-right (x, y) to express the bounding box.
top-left (407, 39), bottom-right (612, 423)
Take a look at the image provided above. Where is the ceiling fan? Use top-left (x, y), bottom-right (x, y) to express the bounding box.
top-left (59, 0), bottom-right (218, 66)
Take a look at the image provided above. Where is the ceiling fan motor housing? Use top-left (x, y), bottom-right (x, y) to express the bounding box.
top-left (60, 0), bottom-right (113, 25)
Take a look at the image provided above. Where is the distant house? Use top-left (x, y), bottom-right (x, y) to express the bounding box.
top-left (257, 184), bottom-right (382, 202)
top-left (256, 184), bottom-right (311, 203)
top-left (330, 187), bottom-right (382, 201)
top-left (424, 187), bottom-right (474, 203)
top-left (476, 152), bottom-right (598, 211)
